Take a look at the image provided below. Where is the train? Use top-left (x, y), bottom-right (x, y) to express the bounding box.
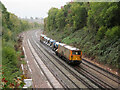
top-left (40, 34), bottom-right (82, 65)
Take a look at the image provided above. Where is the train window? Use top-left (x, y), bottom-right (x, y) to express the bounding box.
top-left (72, 51), bottom-right (81, 55)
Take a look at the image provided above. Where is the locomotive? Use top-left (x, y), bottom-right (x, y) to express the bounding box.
top-left (40, 34), bottom-right (82, 65)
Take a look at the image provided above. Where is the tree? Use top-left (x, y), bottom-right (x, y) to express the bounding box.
top-left (56, 9), bottom-right (65, 30)
top-left (71, 3), bottom-right (87, 30)
top-left (47, 8), bottom-right (59, 31)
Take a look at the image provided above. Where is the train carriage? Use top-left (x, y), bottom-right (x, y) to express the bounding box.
top-left (44, 36), bottom-right (49, 44)
top-left (40, 34), bottom-right (46, 43)
top-left (50, 39), bottom-right (56, 47)
top-left (46, 37), bottom-right (50, 45)
top-left (52, 42), bottom-right (60, 51)
top-left (57, 44), bottom-right (82, 65)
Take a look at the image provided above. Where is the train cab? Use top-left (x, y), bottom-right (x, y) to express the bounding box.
top-left (65, 45), bottom-right (82, 64)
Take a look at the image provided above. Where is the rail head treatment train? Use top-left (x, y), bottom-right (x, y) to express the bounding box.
top-left (40, 34), bottom-right (82, 65)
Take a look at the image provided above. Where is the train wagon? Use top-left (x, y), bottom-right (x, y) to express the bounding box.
top-left (43, 36), bottom-right (49, 44)
top-left (52, 42), bottom-right (60, 51)
top-left (57, 43), bottom-right (82, 65)
top-left (40, 34), bottom-right (46, 43)
top-left (44, 36), bottom-right (47, 43)
top-left (50, 39), bottom-right (56, 47)
top-left (46, 37), bottom-right (51, 45)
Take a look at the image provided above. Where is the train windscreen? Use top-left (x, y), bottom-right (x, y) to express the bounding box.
top-left (72, 51), bottom-right (81, 55)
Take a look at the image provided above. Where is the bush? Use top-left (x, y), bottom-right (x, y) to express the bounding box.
top-left (2, 43), bottom-right (22, 83)
top-left (2, 46), bottom-right (17, 66)
top-left (96, 26), bottom-right (106, 40)
top-left (105, 26), bottom-right (120, 39)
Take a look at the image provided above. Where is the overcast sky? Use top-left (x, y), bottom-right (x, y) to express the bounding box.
top-left (1, 0), bottom-right (71, 18)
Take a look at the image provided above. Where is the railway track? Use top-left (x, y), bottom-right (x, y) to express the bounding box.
top-left (27, 39), bottom-right (63, 88)
top-left (82, 59), bottom-right (120, 84)
top-left (38, 40), bottom-right (116, 89)
top-left (29, 33), bottom-right (97, 88)
top-left (29, 35), bottom-right (82, 88)
top-left (28, 30), bottom-right (119, 89)
top-left (74, 66), bottom-right (116, 89)
top-left (29, 40), bottom-right (74, 88)
top-left (31, 32), bottom-right (100, 88)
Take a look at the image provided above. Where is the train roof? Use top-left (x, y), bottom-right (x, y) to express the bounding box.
top-left (59, 43), bottom-right (66, 46)
top-left (65, 45), bottom-right (80, 51)
top-left (56, 42), bottom-right (60, 44)
top-left (44, 36), bottom-right (47, 39)
top-left (47, 38), bottom-right (50, 40)
top-left (44, 36), bottom-right (50, 40)
top-left (50, 39), bottom-right (53, 41)
top-left (50, 39), bottom-right (55, 42)
top-left (41, 34), bottom-right (46, 37)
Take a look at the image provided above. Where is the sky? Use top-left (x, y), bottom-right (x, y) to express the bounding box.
top-left (1, 0), bottom-right (71, 18)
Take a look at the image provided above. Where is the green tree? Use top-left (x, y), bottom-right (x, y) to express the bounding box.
top-left (56, 9), bottom-right (65, 30)
top-left (71, 3), bottom-right (87, 30)
top-left (47, 8), bottom-right (59, 31)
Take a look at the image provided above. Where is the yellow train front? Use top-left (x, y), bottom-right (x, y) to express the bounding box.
top-left (56, 43), bottom-right (82, 65)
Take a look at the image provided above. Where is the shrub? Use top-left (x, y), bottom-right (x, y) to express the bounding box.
top-left (2, 46), bottom-right (17, 66)
top-left (105, 26), bottom-right (120, 39)
top-left (96, 26), bottom-right (106, 40)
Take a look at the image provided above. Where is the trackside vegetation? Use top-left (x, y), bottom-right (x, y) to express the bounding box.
top-left (44, 2), bottom-right (120, 71)
top-left (0, 2), bottom-right (42, 88)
